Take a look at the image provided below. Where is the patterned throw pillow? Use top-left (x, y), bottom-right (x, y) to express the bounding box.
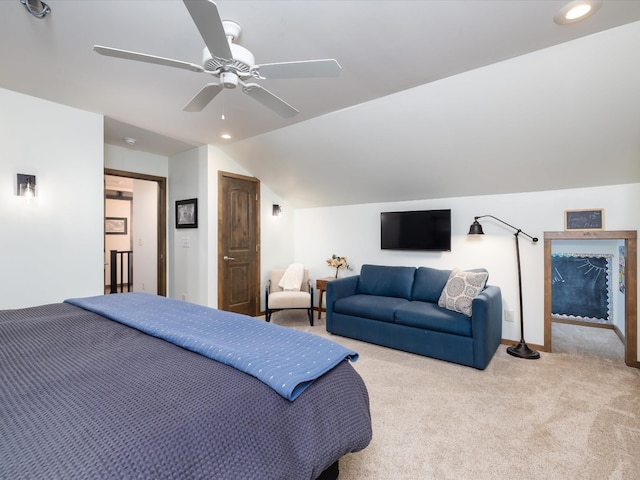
top-left (437, 268), bottom-right (489, 317)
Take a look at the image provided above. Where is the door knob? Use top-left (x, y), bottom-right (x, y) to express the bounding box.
top-left (223, 255), bottom-right (235, 261)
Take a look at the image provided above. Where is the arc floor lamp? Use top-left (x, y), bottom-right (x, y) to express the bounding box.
top-left (469, 215), bottom-right (540, 360)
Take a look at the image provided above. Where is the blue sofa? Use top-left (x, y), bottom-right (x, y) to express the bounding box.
top-left (326, 264), bottom-right (503, 369)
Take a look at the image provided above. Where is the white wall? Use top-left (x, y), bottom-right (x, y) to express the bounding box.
top-left (132, 179), bottom-right (158, 294)
top-left (259, 193), bottom-right (296, 307)
top-left (293, 183), bottom-right (639, 353)
top-left (105, 144), bottom-right (169, 178)
top-left (168, 146), bottom-right (205, 303)
top-left (0, 88), bottom-right (104, 308)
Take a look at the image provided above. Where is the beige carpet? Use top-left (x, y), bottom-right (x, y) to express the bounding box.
top-left (552, 322), bottom-right (625, 362)
top-left (266, 311), bottom-right (640, 480)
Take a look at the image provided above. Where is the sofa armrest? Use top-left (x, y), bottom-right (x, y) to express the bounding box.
top-left (326, 276), bottom-right (359, 332)
top-left (471, 285), bottom-right (503, 369)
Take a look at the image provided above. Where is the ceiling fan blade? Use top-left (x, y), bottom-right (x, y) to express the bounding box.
top-left (93, 45), bottom-right (204, 73)
top-left (256, 59), bottom-right (342, 79)
top-left (242, 83), bottom-right (299, 118)
top-left (183, 83), bottom-right (224, 112)
top-left (183, 0), bottom-right (232, 62)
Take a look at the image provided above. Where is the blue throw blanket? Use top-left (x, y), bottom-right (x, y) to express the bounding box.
top-left (64, 293), bottom-right (358, 400)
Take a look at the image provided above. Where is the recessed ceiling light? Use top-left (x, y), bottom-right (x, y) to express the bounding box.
top-left (566, 4), bottom-right (592, 19)
top-left (221, 133), bottom-right (232, 140)
top-left (123, 137), bottom-right (136, 146)
top-left (554, 1), bottom-right (601, 25)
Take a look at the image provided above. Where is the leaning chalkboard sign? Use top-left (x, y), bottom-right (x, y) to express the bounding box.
top-left (564, 208), bottom-right (604, 231)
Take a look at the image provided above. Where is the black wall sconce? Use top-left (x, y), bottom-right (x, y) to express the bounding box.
top-left (272, 204), bottom-right (282, 216)
top-left (17, 174), bottom-right (37, 199)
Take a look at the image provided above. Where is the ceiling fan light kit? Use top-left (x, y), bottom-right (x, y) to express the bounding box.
top-left (220, 71), bottom-right (239, 89)
top-left (93, 0), bottom-right (341, 117)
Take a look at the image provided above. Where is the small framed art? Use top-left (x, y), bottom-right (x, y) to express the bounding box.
top-left (564, 208), bottom-right (604, 231)
top-left (176, 198), bottom-right (198, 229)
top-left (105, 217), bottom-right (128, 235)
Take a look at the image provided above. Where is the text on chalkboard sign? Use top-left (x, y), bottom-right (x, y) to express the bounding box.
top-left (564, 209), bottom-right (604, 231)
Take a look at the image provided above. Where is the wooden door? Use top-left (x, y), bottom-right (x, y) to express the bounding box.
top-left (218, 171), bottom-right (260, 316)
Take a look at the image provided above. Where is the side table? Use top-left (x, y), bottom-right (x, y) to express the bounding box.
top-left (316, 276), bottom-right (336, 320)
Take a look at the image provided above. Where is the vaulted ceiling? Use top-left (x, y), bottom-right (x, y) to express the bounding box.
top-left (1, 1), bottom-right (639, 207)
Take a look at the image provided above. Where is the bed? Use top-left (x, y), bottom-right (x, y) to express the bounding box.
top-left (0, 293), bottom-right (372, 479)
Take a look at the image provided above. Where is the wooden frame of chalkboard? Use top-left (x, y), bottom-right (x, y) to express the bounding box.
top-left (564, 208), bottom-right (604, 231)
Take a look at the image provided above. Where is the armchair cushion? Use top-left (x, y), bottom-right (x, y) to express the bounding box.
top-left (267, 291), bottom-right (312, 309)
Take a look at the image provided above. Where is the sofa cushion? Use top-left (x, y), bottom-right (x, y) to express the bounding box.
top-left (334, 294), bottom-right (408, 323)
top-left (438, 269), bottom-right (489, 317)
top-left (411, 267), bottom-right (452, 303)
top-left (395, 301), bottom-right (472, 337)
top-left (357, 264), bottom-right (415, 299)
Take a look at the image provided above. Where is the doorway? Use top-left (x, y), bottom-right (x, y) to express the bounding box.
top-left (543, 230), bottom-right (638, 367)
top-left (105, 179), bottom-right (133, 292)
top-left (104, 168), bottom-right (167, 296)
top-left (217, 171), bottom-right (260, 316)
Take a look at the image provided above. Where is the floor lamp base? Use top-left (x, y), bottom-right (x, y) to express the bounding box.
top-left (507, 341), bottom-right (540, 360)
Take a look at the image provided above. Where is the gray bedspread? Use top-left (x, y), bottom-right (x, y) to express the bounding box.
top-left (0, 303), bottom-right (372, 479)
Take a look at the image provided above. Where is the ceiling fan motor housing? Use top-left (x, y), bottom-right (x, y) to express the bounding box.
top-left (201, 43), bottom-right (255, 75)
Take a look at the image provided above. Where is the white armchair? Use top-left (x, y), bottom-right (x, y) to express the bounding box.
top-left (265, 269), bottom-right (314, 325)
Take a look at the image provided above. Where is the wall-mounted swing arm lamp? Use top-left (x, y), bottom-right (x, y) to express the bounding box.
top-left (469, 215), bottom-right (540, 360)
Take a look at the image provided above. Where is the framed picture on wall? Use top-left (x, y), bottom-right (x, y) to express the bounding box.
top-left (176, 198), bottom-right (198, 229)
top-left (564, 208), bottom-right (604, 231)
top-left (105, 217), bottom-right (128, 235)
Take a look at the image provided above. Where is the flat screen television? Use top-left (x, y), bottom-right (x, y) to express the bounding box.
top-left (380, 209), bottom-right (451, 251)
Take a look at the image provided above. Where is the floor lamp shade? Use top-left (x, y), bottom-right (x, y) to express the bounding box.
top-left (469, 215), bottom-right (540, 360)
top-left (468, 220), bottom-right (484, 235)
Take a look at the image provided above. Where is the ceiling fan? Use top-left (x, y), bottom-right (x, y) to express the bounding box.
top-left (93, 0), bottom-right (341, 118)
